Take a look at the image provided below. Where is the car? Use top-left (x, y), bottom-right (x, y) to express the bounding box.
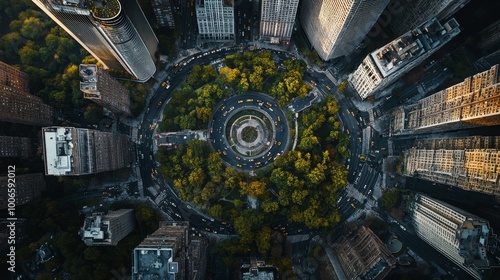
top-left (277, 116), bottom-right (280, 122)
top-left (157, 101), bottom-right (162, 107)
top-left (248, 159), bottom-right (254, 162)
top-left (363, 184), bottom-right (367, 189)
top-left (246, 99), bottom-right (253, 102)
top-left (236, 164), bottom-right (242, 168)
top-left (351, 203), bottom-right (356, 208)
top-left (325, 85), bottom-right (331, 91)
top-left (222, 151), bottom-right (227, 155)
top-left (381, 147), bottom-right (387, 150)
top-left (220, 106), bottom-right (225, 111)
top-left (161, 81), bottom-right (166, 87)
top-left (238, 100), bottom-right (243, 103)
top-left (236, 156), bottom-right (241, 160)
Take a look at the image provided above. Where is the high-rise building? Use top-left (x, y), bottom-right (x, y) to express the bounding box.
top-left (0, 136), bottom-right (32, 158)
top-left (389, 0), bottom-right (470, 35)
top-left (349, 17), bottom-right (460, 99)
top-left (300, 0), bottom-right (389, 61)
top-left (133, 221), bottom-right (197, 280)
top-left (79, 64), bottom-right (131, 116)
top-left (151, 0), bottom-right (175, 29)
top-left (404, 136), bottom-right (500, 195)
top-left (390, 65), bottom-right (500, 135)
top-left (80, 209), bottom-right (135, 246)
top-left (42, 126), bottom-right (131, 176)
top-left (0, 61), bottom-right (53, 126)
top-left (410, 193), bottom-right (491, 279)
top-left (0, 173), bottom-right (46, 209)
top-left (260, 0), bottom-right (299, 44)
top-left (32, 0), bottom-right (158, 82)
top-left (333, 226), bottom-right (396, 279)
top-left (196, 0), bottom-right (234, 41)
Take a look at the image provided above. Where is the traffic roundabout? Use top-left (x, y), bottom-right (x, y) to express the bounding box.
top-left (210, 92), bottom-right (290, 171)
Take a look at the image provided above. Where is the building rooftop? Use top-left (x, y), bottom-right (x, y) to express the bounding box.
top-left (79, 64), bottom-right (98, 96)
top-left (43, 127), bottom-right (74, 175)
top-left (372, 18), bottom-right (459, 78)
top-left (241, 260), bottom-right (277, 280)
top-left (133, 247), bottom-right (176, 280)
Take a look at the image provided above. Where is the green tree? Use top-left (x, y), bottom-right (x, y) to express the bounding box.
top-left (256, 226), bottom-right (271, 256)
top-left (380, 188), bottom-right (400, 210)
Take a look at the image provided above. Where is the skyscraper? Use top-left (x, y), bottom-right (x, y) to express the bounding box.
top-left (404, 136), bottom-right (500, 195)
top-left (79, 64), bottom-right (131, 116)
top-left (196, 0), bottom-right (235, 41)
top-left (32, 0), bottom-right (158, 82)
top-left (80, 209), bottom-right (135, 246)
top-left (0, 61), bottom-right (53, 126)
top-left (300, 0), bottom-right (389, 61)
top-left (349, 17), bottom-right (460, 99)
top-left (389, 0), bottom-right (470, 35)
top-left (390, 64), bottom-right (500, 135)
top-left (0, 136), bottom-right (32, 158)
top-left (410, 193), bottom-right (491, 279)
top-left (42, 126), bottom-right (131, 176)
top-left (0, 173), bottom-right (46, 209)
top-left (260, 0), bottom-right (299, 44)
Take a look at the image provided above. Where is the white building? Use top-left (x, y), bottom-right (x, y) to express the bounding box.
top-left (349, 17), bottom-right (460, 99)
top-left (196, 0), bottom-right (234, 42)
top-left (300, 0), bottom-right (389, 61)
top-left (260, 0), bottom-right (299, 44)
top-left (411, 194), bottom-right (491, 280)
top-left (80, 209), bottom-right (135, 246)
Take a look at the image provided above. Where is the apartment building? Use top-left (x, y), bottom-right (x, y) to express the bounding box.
top-left (391, 64), bottom-right (500, 135)
top-left (79, 64), bottom-right (131, 116)
top-left (80, 209), bottom-right (135, 246)
top-left (410, 193), bottom-right (491, 279)
top-left (42, 127), bottom-right (131, 176)
top-left (404, 136), bottom-right (500, 195)
top-left (349, 17), bottom-right (460, 99)
top-left (196, 0), bottom-right (234, 41)
top-left (260, 0), bottom-right (299, 43)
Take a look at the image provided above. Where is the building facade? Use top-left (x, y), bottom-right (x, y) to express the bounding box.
top-left (390, 64), bottom-right (500, 135)
top-left (349, 17), bottom-right (460, 99)
top-left (0, 61), bottom-right (29, 93)
top-left (477, 20), bottom-right (500, 53)
top-left (42, 127), bottom-right (131, 176)
top-left (79, 64), bottom-right (131, 116)
top-left (133, 221), bottom-right (191, 280)
top-left (404, 136), bottom-right (500, 195)
top-left (333, 226), bottom-right (396, 279)
top-left (32, 0), bottom-right (158, 82)
top-left (300, 0), bottom-right (389, 61)
top-left (389, 0), bottom-right (470, 35)
top-left (151, 0), bottom-right (175, 29)
top-left (80, 209), bottom-right (135, 246)
top-left (0, 61), bottom-right (53, 126)
top-left (410, 193), bottom-right (491, 279)
top-left (260, 0), bottom-right (299, 44)
top-left (196, 0), bottom-right (234, 42)
top-left (0, 136), bottom-right (32, 158)
top-left (0, 173), bottom-right (46, 209)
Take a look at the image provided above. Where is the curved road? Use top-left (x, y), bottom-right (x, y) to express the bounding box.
top-left (210, 92), bottom-right (290, 171)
